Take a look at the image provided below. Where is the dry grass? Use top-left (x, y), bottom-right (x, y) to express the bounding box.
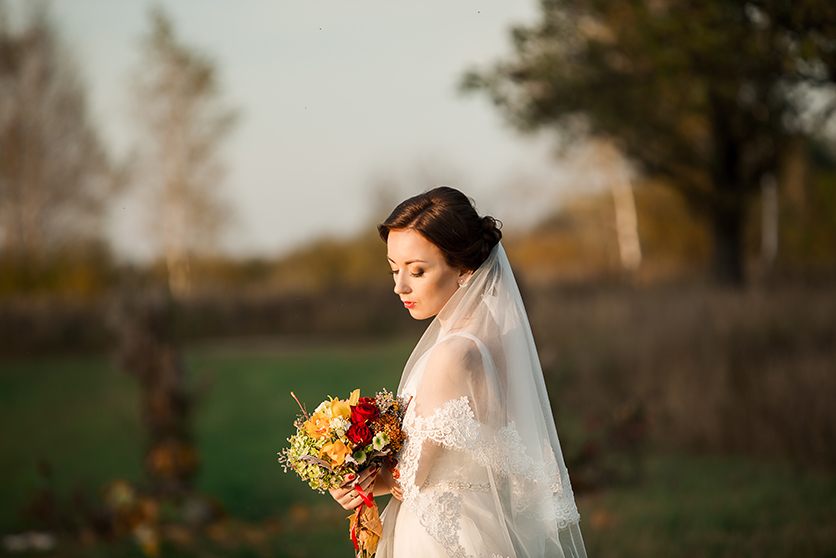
top-left (528, 282), bottom-right (836, 469)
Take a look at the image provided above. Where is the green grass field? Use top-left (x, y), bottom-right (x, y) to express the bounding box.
top-left (1, 341), bottom-right (834, 557)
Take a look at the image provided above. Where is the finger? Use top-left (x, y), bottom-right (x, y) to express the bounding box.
top-left (339, 472), bottom-right (358, 487)
top-left (342, 496), bottom-right (361, 510)
top-left (331, 486), bottom-right (351, 499)
top-left (361, 470), bottom-right (380, 488)
top-left (364, 465), bottom-right (381, 478)
top-left (340, 492), bottom-right (357, 508)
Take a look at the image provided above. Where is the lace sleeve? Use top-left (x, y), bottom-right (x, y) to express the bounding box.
top-left (411, 335), bottom-right (486, 419)
top-left (403, 335), bottom-right (487, 490)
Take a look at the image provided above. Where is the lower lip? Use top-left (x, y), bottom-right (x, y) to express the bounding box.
top-left (403, 301), bottom-right (416, 309)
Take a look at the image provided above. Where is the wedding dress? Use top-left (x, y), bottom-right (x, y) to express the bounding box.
top-left (377, 244), bottom-right (586, 558)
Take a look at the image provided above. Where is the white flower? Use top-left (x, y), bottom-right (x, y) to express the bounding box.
top-left (315, 401), bottom-right (333, 418)
top-left (373, 431), bottom-right (390, 451)
top-left (353, 449), bottom-right (367, 465)
top-left (329, 417), bottom-right (350, 435)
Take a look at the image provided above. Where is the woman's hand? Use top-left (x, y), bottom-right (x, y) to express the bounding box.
top-left (374, 465), bottom-right (403, 501)
top-left (329, 466), bottom-right (378, 510)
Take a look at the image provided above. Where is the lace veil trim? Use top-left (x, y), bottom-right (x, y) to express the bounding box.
top-left (399, 397), bottom-right (581, 558)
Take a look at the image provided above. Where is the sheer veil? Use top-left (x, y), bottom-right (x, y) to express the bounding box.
top-left (389, 243), bottom-right (586, 558)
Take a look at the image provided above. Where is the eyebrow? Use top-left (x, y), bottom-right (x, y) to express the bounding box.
top-left (388, 258), bottom-right (427, 265)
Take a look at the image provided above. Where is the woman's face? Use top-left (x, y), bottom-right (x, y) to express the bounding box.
top-left (387, 229), bottom-right (469, 321)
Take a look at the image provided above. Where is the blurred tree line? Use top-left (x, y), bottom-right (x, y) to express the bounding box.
top-left (2, 0), bottom-right (834, 304)
top-left (0, 0), bottom-right (834, 352)
top-left (0, 2), bottom-right (235, 300)
top-left (0, 1), bottom-right (115, 296)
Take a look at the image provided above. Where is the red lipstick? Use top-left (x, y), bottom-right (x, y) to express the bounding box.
top-left (403, 301), bottom-right (416, 309)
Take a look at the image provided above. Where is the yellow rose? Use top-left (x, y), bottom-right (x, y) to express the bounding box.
top-left (304, 413), bottom-right (330, 439)
top-left (349, 389), bottom-right (361, 407)
top-left (330, 398), bottom-right (351, 420)
top-left (320, 439), bottom-right (351, 466)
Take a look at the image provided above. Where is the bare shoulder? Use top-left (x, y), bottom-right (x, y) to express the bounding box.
top-left (424, 335), bottom-right (484, 380)
top-left (414, 335), bottom-right (488, 411)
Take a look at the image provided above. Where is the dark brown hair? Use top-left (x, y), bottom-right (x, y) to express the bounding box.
top-left (378, 186), bottom-right (502, 272)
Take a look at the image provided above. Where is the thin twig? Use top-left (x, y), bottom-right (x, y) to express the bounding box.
top-left (290, 391), bottom-right (309, 420)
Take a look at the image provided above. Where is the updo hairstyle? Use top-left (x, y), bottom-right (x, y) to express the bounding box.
top-left (378, 186), bottom-right (502, 272)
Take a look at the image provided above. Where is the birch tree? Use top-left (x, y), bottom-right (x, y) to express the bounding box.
top-left (0, 2), bottom-right (110, 265)
top-left (133, 7), bottom-right (236, 297)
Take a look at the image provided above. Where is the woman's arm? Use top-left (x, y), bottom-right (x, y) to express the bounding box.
top-left (408, 336), bottom-right (483, 490)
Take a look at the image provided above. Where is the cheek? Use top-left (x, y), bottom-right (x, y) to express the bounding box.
top-left (431, 276), bottom-right (458, 305)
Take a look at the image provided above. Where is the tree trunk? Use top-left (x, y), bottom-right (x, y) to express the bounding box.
top-left (707, 95), bottom-right (749, 288)
top-left (760, 174), bottom-right (779, 269)
top-left (709, 203), bottom-right (745, 287)
top-left (113, 290), bottom-right (198, 498)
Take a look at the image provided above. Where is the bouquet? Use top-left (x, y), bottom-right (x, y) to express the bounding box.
top-left (279, 388), bottom-right (407, 557)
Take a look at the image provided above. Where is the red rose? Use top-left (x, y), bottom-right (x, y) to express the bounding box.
top-left (350, 401), bottom-right (379, 424)
top-left (346, 422), bottom-right (373, 447)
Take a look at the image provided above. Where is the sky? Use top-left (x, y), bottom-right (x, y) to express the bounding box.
top-left (47, 0), bottom-right (577, 261)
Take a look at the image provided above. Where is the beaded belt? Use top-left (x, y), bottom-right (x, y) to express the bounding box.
top-left (422, 479), bottom-right (492, 492)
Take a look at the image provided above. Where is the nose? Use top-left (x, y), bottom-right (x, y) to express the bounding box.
top-left (393, 274), bottom-right (411, 295)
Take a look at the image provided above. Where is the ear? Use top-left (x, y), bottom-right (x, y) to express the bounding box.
top-left (457, 270), bottom-right (473, 287)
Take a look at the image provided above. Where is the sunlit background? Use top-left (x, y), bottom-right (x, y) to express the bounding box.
top-left (1, 0), bottom-right (835, 556)
top-left (53, 0), bottom-right (566, 261)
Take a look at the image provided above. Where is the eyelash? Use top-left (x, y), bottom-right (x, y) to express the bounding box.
top-left (389, 269), bottom-right (424, 278)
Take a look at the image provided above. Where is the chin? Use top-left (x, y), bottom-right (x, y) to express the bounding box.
top-left (407, 308), bottom-right (434, 321)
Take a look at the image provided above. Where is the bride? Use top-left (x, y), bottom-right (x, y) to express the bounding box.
top-left (331, 187), bottom-right (586, 558)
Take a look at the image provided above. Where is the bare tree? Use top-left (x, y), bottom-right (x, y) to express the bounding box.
top-left (562, 139), bottom-right (643, 273)
top-left (114, 288), bottom-right (199, 498)
top-left (0, 1), bottom-right (111, 264)
top-left (132, 7), bottom-right (236, 297)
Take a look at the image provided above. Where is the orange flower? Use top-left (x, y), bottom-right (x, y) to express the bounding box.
top-left (305, 413), bottom-right (330, 439)
top-left (320, 440), bottom-right (351, 466)
top-left (330, 398), bottom-right (352, 420)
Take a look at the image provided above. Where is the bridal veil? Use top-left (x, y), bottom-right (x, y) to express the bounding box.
top-left (379, 243), bottom-right (586, 558)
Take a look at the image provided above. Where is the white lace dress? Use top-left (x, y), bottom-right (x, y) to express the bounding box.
top-left (378, 398), bottom-right (516, 558)
top-left (376, 334), bottom-right (583, 558)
